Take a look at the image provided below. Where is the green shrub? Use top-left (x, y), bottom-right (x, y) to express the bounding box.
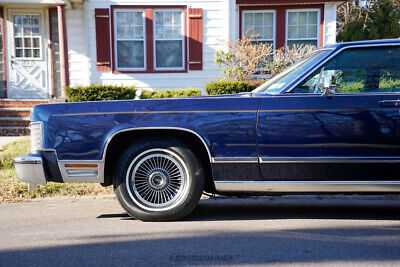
top-left (66, 84), bottom-right (202, 102)
top-left (141, 88), bottom-right (202, 99)
top-left (335, 79), bottom-right (400, 93)
top-left (379, 78), bottom-right (400, 91)
top-left (66, 84), bottom-right (137, 102)
top-left (336, 81), bottom-right (364, 93)
top-left (206, 80), bottom-right (264, 95)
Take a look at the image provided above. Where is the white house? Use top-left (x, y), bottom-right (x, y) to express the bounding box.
top-left (0, 0), bottom-right (343, 99)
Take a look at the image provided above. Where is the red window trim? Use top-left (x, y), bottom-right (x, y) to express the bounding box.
top-left (0, 7), bottom-right (7, 98)
top-left (110, 5), bottom-right (188, 74)
top-left (239, 4), bottom-right (324, 49)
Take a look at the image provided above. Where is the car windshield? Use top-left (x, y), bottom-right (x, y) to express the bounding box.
top-left (253, 49), bottom-right (332, 94)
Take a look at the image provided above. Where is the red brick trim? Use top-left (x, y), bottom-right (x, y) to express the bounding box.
top-left (0, 7), bottom-right (7, 98)
top-left (110, 5), bottom-right (188, 74)
top-left (239, 4), bottom-right (324, 49)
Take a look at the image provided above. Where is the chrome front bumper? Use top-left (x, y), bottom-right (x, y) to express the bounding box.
top-left (13, 155), bottom-right (47, 185)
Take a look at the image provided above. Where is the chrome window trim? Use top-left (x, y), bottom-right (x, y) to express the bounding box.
top-left (259, 156), bottom-right (400, 163)
top-left (215, 180), bottom-right (400, 192)
top-left (283, 42), bottom-right (400, 94)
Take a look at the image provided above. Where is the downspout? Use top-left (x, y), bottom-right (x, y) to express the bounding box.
top-left (57, 3), bottom-right (69, 100)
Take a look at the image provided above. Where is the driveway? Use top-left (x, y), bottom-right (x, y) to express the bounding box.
top-left (0, 136), bottom-right (26, 149)
top-left (1, 196), bottom-right (400, 266)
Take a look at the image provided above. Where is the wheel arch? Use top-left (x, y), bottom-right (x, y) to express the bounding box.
top-left (102, 127), bottom-right (215, 193)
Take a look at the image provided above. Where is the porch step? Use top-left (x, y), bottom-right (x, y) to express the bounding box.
top-left (0, 127), bottom-right (29, 136)
top-left (0, 99), bottom-right (50, 136)
top-left (0, 120), bottom-right (30, 127)
top-left (0, 99), bottom-right (49, 108)
top-left (0, 108), bottom-right (31, 118)
top-left (0, 117), bottom-right (30, 121)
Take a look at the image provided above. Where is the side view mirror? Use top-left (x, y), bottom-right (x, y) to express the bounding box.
top-left (322, 74), bottom-right (335, 97)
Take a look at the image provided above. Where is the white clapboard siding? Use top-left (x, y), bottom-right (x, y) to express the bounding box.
top-left (66, 6), bottom-right (90, 87)
top-left (63, 0), bottom-right (228, 92)
top-left (65, 0), bottom-right (337, 91)
top-left (324, 3), bottom-right (338, 46)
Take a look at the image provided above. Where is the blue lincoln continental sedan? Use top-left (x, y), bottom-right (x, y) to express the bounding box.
top-left (13, 39), bottom-right (400, 221)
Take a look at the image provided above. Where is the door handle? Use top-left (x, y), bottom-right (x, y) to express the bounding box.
top-left (379, 100), bottom-right (400, 107)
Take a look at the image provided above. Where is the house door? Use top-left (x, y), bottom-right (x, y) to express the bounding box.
top-left (6, 9), bottom-right (49, 99)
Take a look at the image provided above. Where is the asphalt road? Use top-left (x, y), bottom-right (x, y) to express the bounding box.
top-left (1, 195), bottom-right (400, 266)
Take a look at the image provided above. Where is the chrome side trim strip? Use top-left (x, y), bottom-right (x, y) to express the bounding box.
top-left (258, 143), bottom-right (400, 149)
top-left (259, 156), bottom-right (400, 163)
top-left (103, 127), bottom-right (212, 163)
top-left (215, 181), bottom-right (400, 192)
top-left (212, 157), bottom-right (258, 163)
top-left (52, 110), bottom-right (257, 117)
top-left (58, 160), bottom-right (104, 183)
top-left (258, 107), bottom-right (398, 113)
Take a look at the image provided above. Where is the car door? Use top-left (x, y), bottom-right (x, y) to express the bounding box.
top-left (257, 45), bottom-right (400, 183)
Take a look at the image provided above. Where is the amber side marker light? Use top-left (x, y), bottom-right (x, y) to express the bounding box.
top-left (65, 164), bottom-right (99, 168)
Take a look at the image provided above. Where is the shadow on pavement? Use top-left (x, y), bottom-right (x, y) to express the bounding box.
top-left (1, 224), bottom-right (400, 265)
top-left (97, 197), bottom-right (400, 221)
top-left (3, 198), bottom-right (400, 265)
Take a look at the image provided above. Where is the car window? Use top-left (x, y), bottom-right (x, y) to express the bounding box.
top-left (253, 49), bottom-right (331, 94)
top-left (291, 46), bottom-right (400, 94)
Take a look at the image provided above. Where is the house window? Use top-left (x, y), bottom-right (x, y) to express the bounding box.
top-left (112, 7), bottom-right (187, 72)
top-left (154, 10), bottom-right (184, 69)
top-left (13, 15), bottom-right (41, 58)
top-left (286, 10), bottom-right (319, 48)
top-left (114, 10), bottom-right (145, 70)
top-left (242, 11), bottom-right (275, 47)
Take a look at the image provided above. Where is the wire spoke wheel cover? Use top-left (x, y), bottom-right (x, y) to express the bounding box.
top-left (126, 149), bottom-right (190, 211)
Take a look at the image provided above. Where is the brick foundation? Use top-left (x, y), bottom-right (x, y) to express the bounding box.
top-left (0, 99), bottom-right (49, 136)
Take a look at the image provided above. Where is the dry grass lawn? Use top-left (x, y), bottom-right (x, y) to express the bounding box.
top-left (0, 137), bottom-right (113, 202)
